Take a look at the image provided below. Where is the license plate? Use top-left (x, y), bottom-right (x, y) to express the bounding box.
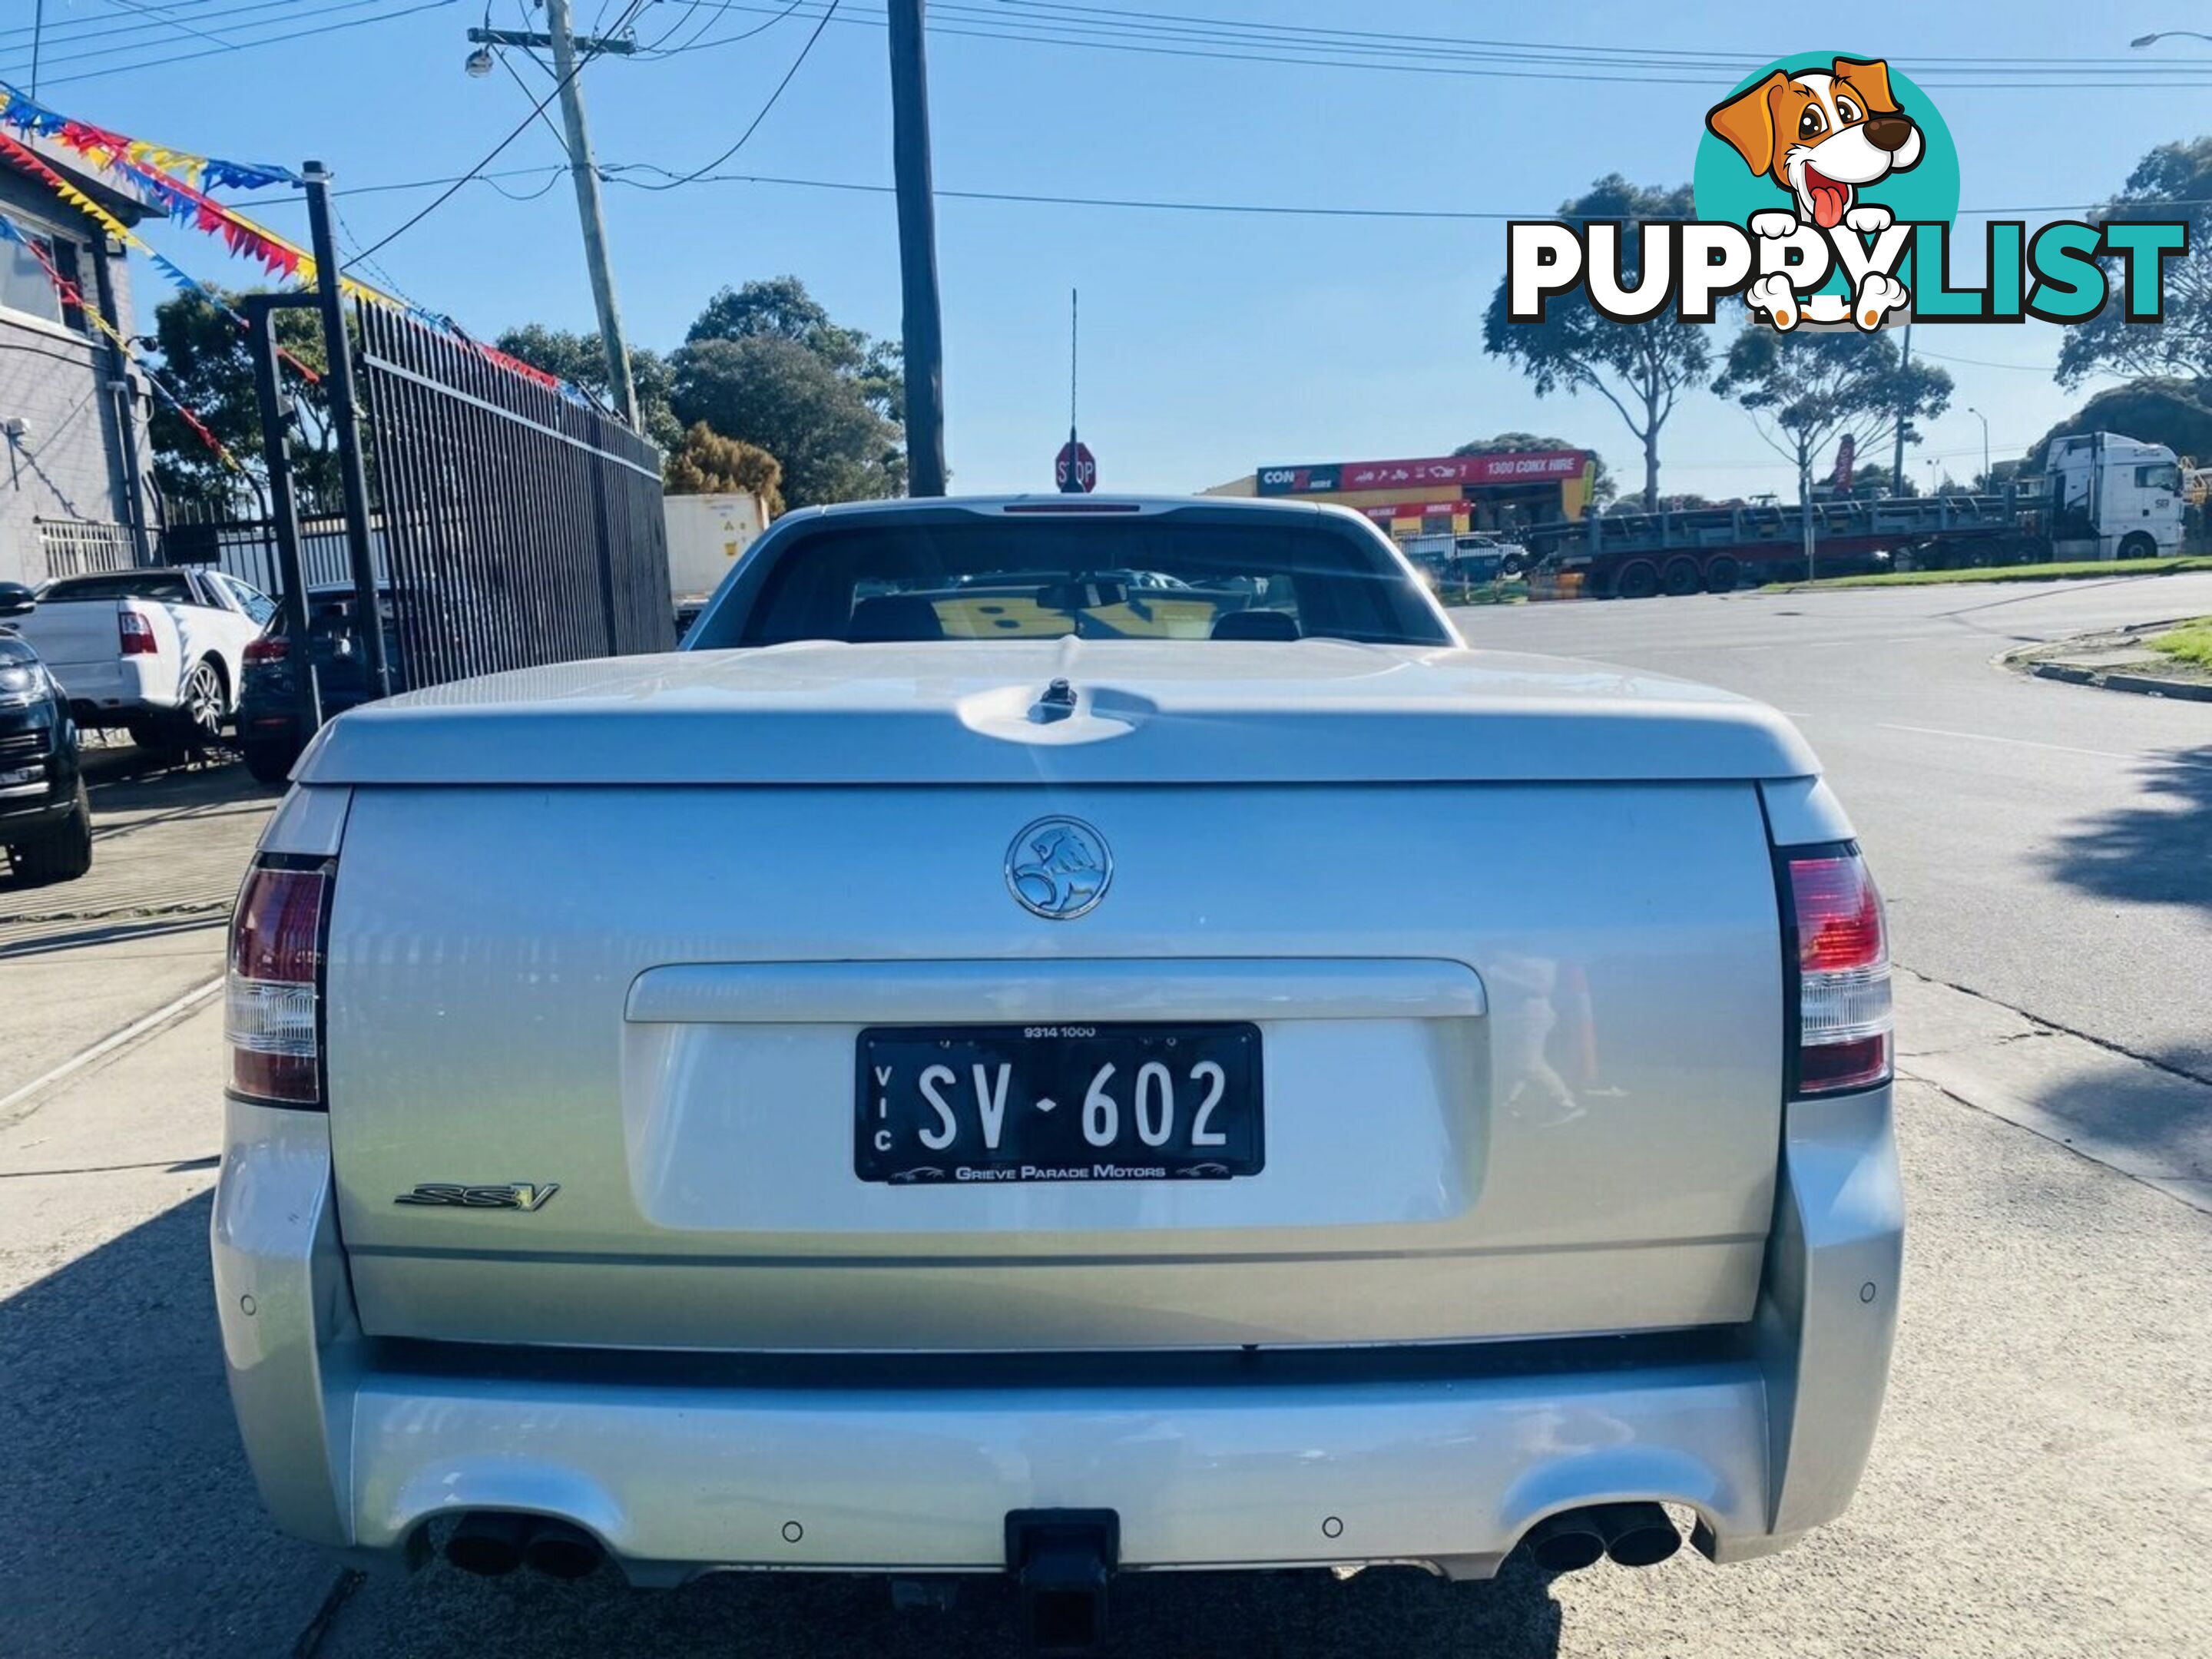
top-left (855, 1023), bottom-right (1263, 1184)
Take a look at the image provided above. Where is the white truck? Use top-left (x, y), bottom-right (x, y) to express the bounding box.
top-left (214, 496), bottom-right (1901, 1647)
top-left (664, 491), bottom-right (769, 632)
top-left (12, 566), bottom-right (276, 754)
top-left (2044, 431), bottom-right (2184, 561)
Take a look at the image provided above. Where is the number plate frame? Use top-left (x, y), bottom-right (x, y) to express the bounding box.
top-left (853, 1022), bottom-right (1263, 1184)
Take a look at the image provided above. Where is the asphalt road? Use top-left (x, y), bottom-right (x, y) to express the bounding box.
top-left (1454, 572), bottom-right (2212, 1082)
top-left (2, 582), bottom-right (2208, 1657)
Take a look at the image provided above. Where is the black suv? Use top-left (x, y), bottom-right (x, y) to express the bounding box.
top-left (0, 583), bottom-right (92, 885)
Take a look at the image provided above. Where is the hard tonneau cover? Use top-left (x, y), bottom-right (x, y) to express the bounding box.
top-left (296, 638), bottom-right (1817, 786)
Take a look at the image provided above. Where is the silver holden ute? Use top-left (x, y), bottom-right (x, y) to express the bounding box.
top-left (212, 495), bottom-right (1902, 1647)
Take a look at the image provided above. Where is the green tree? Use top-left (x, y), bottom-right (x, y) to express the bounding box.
top-left (664, 422), bottom-right (785, 515)
top-left (1453, 432), bottom-right (1616, 505)
top-left (1836, 462), bottom-right (1915, 498)
top-left (493, 323), bottom-right (684, 450)
top-left (2025, 377), bottom-right (2212, 470)
top-left (146, 287), bottom-right (336, 514)
top-left (686, 276), bottom-right (903, 420)
top-left (1482, 177), bottom-right (1711, 510)
top-left (2055, 141), bottom-right (2212, 388)
top-left (1713, 328), bottom-right (1952, 518)
top-left (671, 335), bottom-right (903, 507)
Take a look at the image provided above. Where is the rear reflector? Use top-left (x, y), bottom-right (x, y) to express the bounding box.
top-left (227, 859), bottom-right (331, 1108)
top-left (1784, 848), bottom-right (1891, 1095)
top-left (118, 607), bottom-right (158, 657)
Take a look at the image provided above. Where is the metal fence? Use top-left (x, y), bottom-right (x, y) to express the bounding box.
top-left (163, 508), bottom-right (387, 598)
top-left (35, 518), bottom-right (137, 581)
top-left (355, 303), bottom-right (673, 690)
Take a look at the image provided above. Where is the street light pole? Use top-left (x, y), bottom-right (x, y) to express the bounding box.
top-left (1800, 444), bottom-right (1816, 581)
top-left (1891, 317), bottom-right (1912, 492)
top-left (542, 0), bottom-right (639, 429)
top-left (1966, 406), bottom-right (1990, 489)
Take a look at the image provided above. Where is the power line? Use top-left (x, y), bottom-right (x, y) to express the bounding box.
top-left (31, 0), bottom-right (458, 85)
top-left (349, 0), bottom-right (647, 259)
top-left (2, 0), bottom-right (340, 46)
top-left (982, 1), bottom-right (2199, 68)
top-left (94, 0), bottom-right (243, 52)
top-left (633, 0), bottom-right (2212, 86)
top-left (632, 0), bottom-right (804, 56)
top-left (634, 0), bottom-right (2212, 79)
top-left (492, 33), bottom-right (577, 160)
top-left (233, 159), bottom-right (2212, 229)
top-left (616, 0), bottom-right (837, 190)
top-left (14, 0), bottom-right (419, 68)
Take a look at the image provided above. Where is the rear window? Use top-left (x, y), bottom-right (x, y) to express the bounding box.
top-left (38, 571), bottom-right (194, 604)
top-left (264, 592), bottom-right (398, 640)
top-left (702, 517), bottom-right (1450, 647)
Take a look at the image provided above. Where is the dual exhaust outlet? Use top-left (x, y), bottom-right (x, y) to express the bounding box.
top-left (444, 1512), bottom-right (604, 1580)
top-left (1522, 1502), bottom-right (1682, 1574)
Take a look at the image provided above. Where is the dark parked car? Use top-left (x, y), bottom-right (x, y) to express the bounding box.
top-left (0, 582), bottom-right (92, 885)
top-left (237, 584), bottom-right (403, 785)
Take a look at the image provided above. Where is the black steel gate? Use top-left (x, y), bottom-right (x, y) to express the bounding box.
top-left (354, 302), bottom-right (673, 690)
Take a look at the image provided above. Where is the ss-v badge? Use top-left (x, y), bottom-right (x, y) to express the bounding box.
top-left (393, 1182), bottom-right (560, 1211)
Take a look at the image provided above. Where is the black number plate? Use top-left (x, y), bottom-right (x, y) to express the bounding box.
top-left (855, 1023), bottom-right (1263, 1184)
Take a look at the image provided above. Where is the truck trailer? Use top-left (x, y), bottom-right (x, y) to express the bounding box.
top-left (1528, 432), bottom-right (2185, 598)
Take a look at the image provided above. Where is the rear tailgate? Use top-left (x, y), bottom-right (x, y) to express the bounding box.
top-left (15, 599), bottom-right (164, 709)
top-left (325, 777), bottom-right (1783, 1351)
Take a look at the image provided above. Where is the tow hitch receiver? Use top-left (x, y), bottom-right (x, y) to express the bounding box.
top-left (1006, 1509), bottom-right (1118, 1654)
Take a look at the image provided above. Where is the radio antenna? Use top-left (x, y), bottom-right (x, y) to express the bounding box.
top-left (1068, 286), bottom-right (1079, 443)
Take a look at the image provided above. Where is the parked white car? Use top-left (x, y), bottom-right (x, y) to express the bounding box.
top-left (13, 566), bottom-right (276, 753)
top-left (213, 497), bottom-right (1901, 1647)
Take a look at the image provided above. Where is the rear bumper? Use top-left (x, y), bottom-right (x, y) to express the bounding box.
top-left (211, 1087), bottom-right (1902, 1582)
top-left (58, 657), bottom-right (170, 724)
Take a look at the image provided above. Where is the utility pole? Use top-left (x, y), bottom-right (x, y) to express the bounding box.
top-left (539, 0), bottom-right (639, 428)
top-left (887, 0), bottom-right (949, 496)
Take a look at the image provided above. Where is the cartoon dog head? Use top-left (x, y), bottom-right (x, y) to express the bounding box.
top-left (1706, 58), bottom-right (1923, 229)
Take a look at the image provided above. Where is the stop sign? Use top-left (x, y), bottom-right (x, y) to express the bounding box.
top-left (1055, 440), bottom-right (1097, 493)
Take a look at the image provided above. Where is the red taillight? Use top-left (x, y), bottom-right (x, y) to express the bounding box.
top-left (243, 634), bottom-right (287, 664)
top-left (118, 606), bottom-right (158, 657)
top-left (227, 859), bottom-right (331, 1108)
top-left (1785, 849), bottom-right (1891, 1095)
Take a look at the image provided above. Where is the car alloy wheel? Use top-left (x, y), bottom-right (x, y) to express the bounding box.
top-left (181, 661), bottom-right (227, 743)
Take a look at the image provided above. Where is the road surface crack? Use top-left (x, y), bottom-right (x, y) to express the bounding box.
top-left (1899, 963), bottom-right (2212, 1089)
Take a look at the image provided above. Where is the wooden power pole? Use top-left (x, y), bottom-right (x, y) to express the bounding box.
top-left (886, 0), bottom-right (948, 495)
top-left (543, 0), bottom-right (640, 428)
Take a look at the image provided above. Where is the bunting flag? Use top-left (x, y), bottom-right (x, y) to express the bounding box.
top-left (0, 80), bottom-right (294, 191)
top-left (0, 208), bottom-right (243, 472)
top-left (0, 88), bottom-right (598, 409)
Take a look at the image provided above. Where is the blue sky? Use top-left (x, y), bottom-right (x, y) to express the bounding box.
top-left (12, 0), bottom-right (2212, 498)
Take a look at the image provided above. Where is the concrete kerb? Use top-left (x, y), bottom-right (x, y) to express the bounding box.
top-left (1998, 622), bottom-right (2212, 703)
